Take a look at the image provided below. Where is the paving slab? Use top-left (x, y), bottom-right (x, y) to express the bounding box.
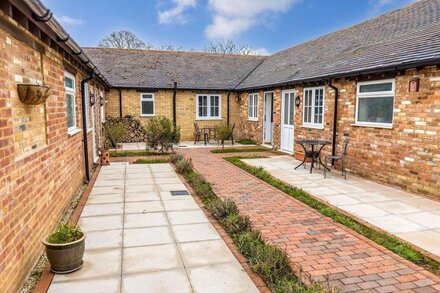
top-left (47, 162), bottom-right (259, 293)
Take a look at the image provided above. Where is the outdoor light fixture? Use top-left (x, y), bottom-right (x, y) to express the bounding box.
top-left (295, 96), bottom-right (301, 108)
top-left (409, 77), bottom-right (420, 92)
top-left (235, 95), bottom-right (241, 103)
top-left (89, 92), bottom-right (95, 106)
top-left (100, 96), bottom-right (105, 106)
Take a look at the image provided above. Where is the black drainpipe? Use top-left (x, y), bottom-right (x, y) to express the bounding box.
top-left (226, 92), bottom-right (231, 126)
top-left (328, 80), bottom-right (339, 166)
top-left (119, 88), bottom-right (123, 118)
top-left (172, 82), bottom-right (177, 127)
top-left (81, 72), bottom-right (95, 182)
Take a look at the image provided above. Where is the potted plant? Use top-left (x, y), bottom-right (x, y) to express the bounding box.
top-left (42, 224), bottom-right (86, 273)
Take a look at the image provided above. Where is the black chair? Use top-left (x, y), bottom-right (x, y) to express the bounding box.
top-left (324, 137), bottom-right (349, 179)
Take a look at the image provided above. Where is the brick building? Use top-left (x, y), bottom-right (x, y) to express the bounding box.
top-left (1, 0), bottom-right (440, 291)
top-left (0, 1), bottom-right (108, 292)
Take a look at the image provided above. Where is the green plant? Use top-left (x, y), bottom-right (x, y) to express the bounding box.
top-left (170, 153), bottom-right (184, 164)
top-left (209, 197), bottom-right (238, 220)
top-left (220, 212), bottom-right (251, 235)
top-left (211, 148), bottom-right (268, 154)
top-left (225, 156), bottom-right (440, 276)
top-left (175, 157), bottom-right (193, 174)
top-left (106, 122), bottom-right (125, 144)
top-left (145, 116), bottom-right (180, 154)
top-left (133, 158), bottom-right (170, 164)
top-left (110, 150), bottom-right (155, 157)
top-left (237, 138), bottom-right (257, 145)
top-left (47, 224), bottom-right (83, 244)
top-left (216, 124), bottom-right (233, 149)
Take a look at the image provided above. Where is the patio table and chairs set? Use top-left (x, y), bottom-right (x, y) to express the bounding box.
top-left (295, 137), bottom-right (350, 179)
top-left (193, 123), bottom-right (235, 146)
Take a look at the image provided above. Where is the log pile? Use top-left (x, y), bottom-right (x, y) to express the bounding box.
top-left (106, 116), bottom-right (147, 143)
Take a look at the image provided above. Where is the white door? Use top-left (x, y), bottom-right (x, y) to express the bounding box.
top-left (263, 92), bottom-right (273, 144)
top-left (281, 90), bottom-right (295, 152)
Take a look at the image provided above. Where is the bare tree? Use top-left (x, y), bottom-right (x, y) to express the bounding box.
top-left (204, 40), bottom-right (259, 55)
top-left (157, 44), bottom-right (183, 51)
top-left (98, 30), bottom-right (152, 49)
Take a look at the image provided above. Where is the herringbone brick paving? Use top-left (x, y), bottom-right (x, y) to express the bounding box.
top-left (181, 149), bottom-right (440, 292)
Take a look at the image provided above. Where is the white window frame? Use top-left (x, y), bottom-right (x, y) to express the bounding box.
top-left (140, 93), bottom-right (155, 116)
top-left (196, 94), bottom-right (221, 120)
top-left (302, 86), bottom-right (325, 129)
top-left (100, 90), bottom-right (105, 123)
top-left (248, 93), bottom-right (259, 121)
top-left (355, 79), bottom-right (395, 128)
top-left (65, 71), bottom-right (77, 134)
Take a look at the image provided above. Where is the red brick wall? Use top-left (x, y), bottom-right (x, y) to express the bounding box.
top-left (0, 14), bottom-right (105, 292)
top-left (240, 67), bottom-right (440, 199)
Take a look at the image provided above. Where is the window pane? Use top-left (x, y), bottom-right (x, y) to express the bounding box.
top-left (289, 93), bottom-right (295, 125)
top-left (314, 89), bottom-right (323, 124)
top-left (141, 101), bottom-right (154, 115)
top-left (248, 95), bottom-right (253, 117)
top-left (65, 77), bottom-right (74, 89)
top-left (142, 94), bottom-right (153, 100)
top-left (210, 96), bottom-right (219, 117)
top-left (66, 93), bottom-right (75, 128)
top-left (359, 82), bottom-right (392, 93)
top-left (198, 96), bottom-right (207, 117)
top-left (284, 94), bottom-right (289, 125)
top-left (304, 90), bottom-right (312, 123)
top-left (357, 96), bottom-right (393, 124)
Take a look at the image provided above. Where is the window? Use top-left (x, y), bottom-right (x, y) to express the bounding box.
top-left (303, 86), bottom-right (325, 128)
top-left (140, 93), bottom-right (155, 116)
top-left (356, 79), bottom-right (395, 127)
top-left (248, 93), bottom-right (258, 121)
top-left (65, 71), bottom-right (77, 133)
top-left (196, 94), bottom-right (221, 119)
top-left (100, 90), bottom-right (105, 122)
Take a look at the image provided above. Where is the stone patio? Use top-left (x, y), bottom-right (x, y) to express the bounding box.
top-left (243, 155), bottom-right (440, 259)
top-left (47, 162), bottom-right (258, 293)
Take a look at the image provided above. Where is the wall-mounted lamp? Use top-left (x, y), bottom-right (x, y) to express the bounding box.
top-left (89, 93), bottom-right (95, 106)
top-left (100, 96), bottom-right (105, 106)
top-left (295, 96), bottom-right (301, 108)
top-left (235, 95), bottom-right (241, 103)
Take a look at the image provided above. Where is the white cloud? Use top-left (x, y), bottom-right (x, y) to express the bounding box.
top-left (58, 15), bottom-right (84, 26)
top-left (253, 48), bottom-right (270, 56)
top-left (158, 0), bottom-right (197, 24)
top-left (205, 0), bottom-right (300, 40)
top-left (368, 0), bottom-right (416, 16)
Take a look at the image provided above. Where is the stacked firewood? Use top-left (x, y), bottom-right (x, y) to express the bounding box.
top-left (106, 116), bottom-right (147, 143)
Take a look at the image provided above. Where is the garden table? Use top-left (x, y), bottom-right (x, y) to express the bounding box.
top-left (295, 140), bottom-right (331, 174)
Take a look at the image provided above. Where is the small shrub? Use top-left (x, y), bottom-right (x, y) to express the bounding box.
top-left (209, 198), bottom-right (238, 220)
top-left (134, 158), bottom-right (169, 164)
top-left (237, 138), bottom-right (257, 145)
top-left (175, 157), bottom-right (193, 174)
top-left (235, 231), bottom-right (265, 258)
top-left (216, 124), bottom-right (233, 148)
top-left (145, 116), bottom-right (180, 154)
top-left (220, 212), bottom-right (251, 235)
top-left (47, 224), bottom-right (83, 244)
top-left (170, 153), bottom-right (184, 164)
top-left (106, 122), bottom-right (125, 144)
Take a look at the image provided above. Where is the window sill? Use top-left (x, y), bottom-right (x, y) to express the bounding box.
top-left (248, 118), bottom-right (259, 122)
top-left (140, 114), bottom-right (155, 117)
top-left (87, 128), bottom-right (93, 133)
top-left (301, 125), bottom-right (324, 130)
top-left (15, 144), bottom-right (48, 162)
top-left (196, 118), bottom-right (222, 121)
top-left (68, 128), bottom-right (82, 137)
top-left (351, 123), bottom-right (393, 129)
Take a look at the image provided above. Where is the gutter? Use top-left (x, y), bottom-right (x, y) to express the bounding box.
top-left (81, 73), bottom-right (95, 182)
top-left (226, 92), bottom-right (231, 126)
top-left (119, 88), bottom-right (122, 118)
top-left (327, 80), bottom-right (339, 166)
top-left (23, 0), bottom-right (110, 87)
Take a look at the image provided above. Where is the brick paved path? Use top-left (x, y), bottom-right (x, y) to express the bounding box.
top-left (182, 149), bottom-right (440, 292)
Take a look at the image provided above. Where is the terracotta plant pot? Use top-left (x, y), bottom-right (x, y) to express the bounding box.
top-left (17, 84), bottom-right (50, 105)
top-left (42, 233), bottom-right (86, 274)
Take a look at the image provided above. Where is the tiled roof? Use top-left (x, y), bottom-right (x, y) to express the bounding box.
top-left (83, 48), bottom-right (265, 90)
top-left (237, 0), bottom-right (440, 89)
top-left (85, 0), bottom-right (440, 91)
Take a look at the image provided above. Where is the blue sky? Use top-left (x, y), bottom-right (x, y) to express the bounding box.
top-left (43, 0), bottom-right (415, 54)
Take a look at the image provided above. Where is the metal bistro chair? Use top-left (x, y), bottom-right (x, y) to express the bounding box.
top-left (324, 137), bottom-right (349, 179)
top-left (194, 123), bottom-right (202, 145)
top-left (219, 123), bottom-right (235, 146)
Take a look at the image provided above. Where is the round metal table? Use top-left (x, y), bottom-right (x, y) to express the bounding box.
top-left (295, 140), bottom-right (331, 174)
